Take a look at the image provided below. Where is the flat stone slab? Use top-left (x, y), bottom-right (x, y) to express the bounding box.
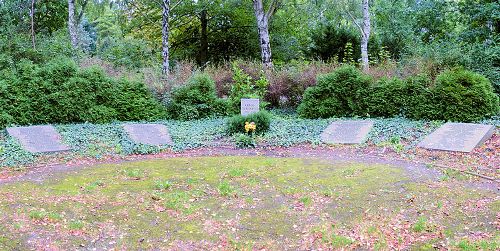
top-left (321, 120), bottom-right (374, 144)
top-left (241, 98), bottom-right (260, 116)
top-left (123, 124), bottom-right (173, 146)
top-left (418, 123), bottom-right (495, 153)
top-left (6, 125), bottom-right (71, 153)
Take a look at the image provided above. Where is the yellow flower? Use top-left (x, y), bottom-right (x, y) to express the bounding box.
top-left (245, 121), bottom-right (256, 133)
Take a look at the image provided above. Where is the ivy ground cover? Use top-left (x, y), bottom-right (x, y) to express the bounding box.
top-left (0, 156), bottom-right (498, 250)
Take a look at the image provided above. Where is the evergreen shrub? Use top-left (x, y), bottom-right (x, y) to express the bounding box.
top-left (166, 73), bottom-right (228, 120)
top-left (0, 57), bottom-right (166, 128)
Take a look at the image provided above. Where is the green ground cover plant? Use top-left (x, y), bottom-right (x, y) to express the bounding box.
top-left (3, 113), bottom-right (497, 168)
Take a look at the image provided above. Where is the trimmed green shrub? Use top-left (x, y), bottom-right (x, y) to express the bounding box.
top-left (227, 111), bottom-right (271, 135)
top-left (297, 67), bottom-right (498, 122)
top-left (166, 73), bottom-right (228, 120)
top-left (365, 75), bottom-right (432, 119)
top-left (0, 57), bottom-right (166, 128)
top-left (297, 65), bottom-right (372, 118)
top-left (430, 69), bottom-right (499, 122)
top-left (365, 78), bottom-right (408, 117)
top-left (402, 75), bottom-right (438, 120)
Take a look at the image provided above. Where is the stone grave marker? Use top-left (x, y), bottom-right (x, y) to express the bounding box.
top-left (123, 124), bottom-right (173, 146)
top-left (418, 123), bottom-right (495, 153)
top-left (6, 125), bottom-right (71, 153)
top-left (321, 120), bottom-right (374, 144)
top-left (241, 98), bottom-right (260, 116)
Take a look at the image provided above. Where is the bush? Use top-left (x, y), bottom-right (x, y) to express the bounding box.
top-left (429, 69), bottom-right (499, 122)
top-left (227, 111), bottom-right (271, 135)
top-left (404, 39), bottom-right (500, 95)
top-left (365, 75), bottom-right (431, 118)
top-left (227, 63), bottom-right (269, 114)
top-left (364, 78), bottom-right (407, 117)
top-left (234, 133), bottom-right (256, 148)
top-left (166, 73), bottom-right (228, 120)
top-left (297, 65), bottom-right (371, 118)
top-left (0, 57), bottom-right (166, 128)
top-left (297, 66), bottom-right (498, 122)
top-left (266, 61), bottom-right (338, 109)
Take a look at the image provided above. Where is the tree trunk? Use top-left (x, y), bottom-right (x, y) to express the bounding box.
top-left (252, 0), bottom-right (273, 68)
top-left (199, 9), bottom-right (209, 67)
top-left (67, 0), bottom-right (78, 49)
top-left (30, 0), bottom-right (36, 50)
top-left (361, 0), bottom-right (371, 72)
top-left (162, 0), bottom-right (170, 77)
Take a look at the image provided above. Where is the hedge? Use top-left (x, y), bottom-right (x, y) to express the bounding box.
top-left (298, 66), bottom-right (499, 122)
top-left (0, 57), bottom-right (166, 128)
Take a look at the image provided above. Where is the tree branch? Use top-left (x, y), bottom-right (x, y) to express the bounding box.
top-left (346, 9), bottom-right (365, 37)
top-left (266, 0), bottom-right (278, 20)
top-left (77, 0), bottom-right (89, 25)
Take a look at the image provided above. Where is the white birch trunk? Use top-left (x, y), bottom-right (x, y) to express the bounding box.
top-left (67, 0), bottom-right (78, 49)
top-left (30, 0), bottom-right (36, 50)
top-left (162, 0), bottom-right (170, 76)
top-left (253, 0), bottom-right (273, 68)
top-left (361, 0), bottom-right (371, 72)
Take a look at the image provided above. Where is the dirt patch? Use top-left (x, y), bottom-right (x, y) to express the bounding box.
top-left (0, 146), bottom-right (443, 185)
top-left (0, 156), bottom-right (498, 250)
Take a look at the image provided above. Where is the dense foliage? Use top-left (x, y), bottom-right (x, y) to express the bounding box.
top-left (430, 69), bottom-right (499, 121)
top-left (166, 73), bottom-right (228, 120)
top-left (365, 75), bottom-right (431, 119)
top-left (297, 65), bottom-right (371, 118)
top-left (0, 0), bottom-right (499, 128)
top-left (0, 58), bottom-right (166, 128)
top-left (298, 66), bottom-right (499, 122)
top-left (227, 111), bottom-right (271, 135)
top-left (227, 63), bottom-right (269, 114)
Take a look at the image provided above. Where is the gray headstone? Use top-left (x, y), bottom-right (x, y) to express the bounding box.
top-left (241, 98), bottom-right (260, 116)
top-left (418, 123), bottom-right (495, 153)
top-left (123, 124), bottom-right (173, 146)
top-left (321, 120), bottom-right (374, 144)
top-left (6, 125), bottom-right (71, 153)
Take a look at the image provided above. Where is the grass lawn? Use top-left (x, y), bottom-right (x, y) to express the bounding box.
top-left (0, 156), bottom-right (498, 250)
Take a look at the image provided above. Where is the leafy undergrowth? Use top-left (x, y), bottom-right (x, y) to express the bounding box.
top-left (0, 119), bottom-right (227, 168)
top-left (0, 157), bottom-right (498, 250)
top-left (0, 115), bottom-right (498, 179)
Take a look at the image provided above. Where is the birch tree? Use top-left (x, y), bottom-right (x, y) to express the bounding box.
top-left (67, 0), bottom-right (78, 48)
top-left (360, 0), bottom-right (370, 71)
top-left (161, 0), bottom-right (170, 76)
top-left (30, 0), bottom-right (36, 50)
top-left (346, 0), bottom-right (371, 71)
top-left (252, 0), bottom-right (278, 68)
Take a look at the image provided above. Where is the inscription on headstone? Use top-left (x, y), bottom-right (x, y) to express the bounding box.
top-left (6, 125), bottom-right (71, 153)
top-left (418, 123), bottom-right (495, 152)
top-left (321, 120), bottom-right (374, 144)
top-left (123, 124), bottom-right (173, 146)
top-left (241, 98), bottom-right (260, 116)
